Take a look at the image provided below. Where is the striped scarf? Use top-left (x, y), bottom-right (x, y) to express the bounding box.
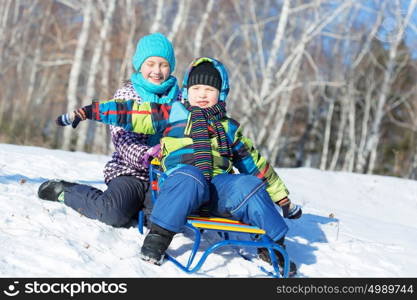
top-left (187, 102), bottom-right (232, 181)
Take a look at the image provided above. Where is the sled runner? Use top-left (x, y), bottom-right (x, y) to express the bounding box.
top-left (138, 159), bottom-right (290, 278)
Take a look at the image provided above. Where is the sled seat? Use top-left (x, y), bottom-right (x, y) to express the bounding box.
top-left (138, 159), bottom-right (289, 278)
top-left (187, 216), bottom-right (266, 234)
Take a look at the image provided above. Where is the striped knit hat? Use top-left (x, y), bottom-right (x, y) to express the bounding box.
top-left (132, 33), bottom-right (176, 72)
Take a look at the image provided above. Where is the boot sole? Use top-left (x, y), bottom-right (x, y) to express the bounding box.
top-left (139, 252), bottom-right (165, 266)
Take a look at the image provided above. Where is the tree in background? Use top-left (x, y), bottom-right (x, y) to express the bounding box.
top-left (0, 0), bottom-right (416, 179)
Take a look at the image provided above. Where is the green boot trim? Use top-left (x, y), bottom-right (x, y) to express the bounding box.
top-left (57, 191), bottom-right (65, 203)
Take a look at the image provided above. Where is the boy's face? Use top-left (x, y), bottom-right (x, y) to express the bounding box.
top-left (140, 56), bottom-right (170, 85)
top-left (188, 84), bottom-right (219, 108)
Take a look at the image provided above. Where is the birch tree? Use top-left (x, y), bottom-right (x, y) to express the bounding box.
top-left (341, 81), bottom-right (356, 172)
top-left (319, 89), bottom-right (335, 170)
top-left (257, 1), bottom-right (353, 160)
top-left (92, 38), bottom-right (112, 154)
top-left (168, 0), bottom-right (191, 43)
top-left (193, 0), bottom-right (214, 57)
top-left (0, 0), bottom-right (12, 69)
top-left (1, 0), bottom-right (416, 180)
top-left (8, 2), bottom-right (47, 135)
top-left (0, 0), bottom-right (13, 125)
top-left (359, 0), bottom-right (417, 174)
top-left (259, 0), bottom-right (290, 101)
top-left (75, 0), bottom-right (116, 152)
top-left (20, 2), bottom-right (53, 122)
top-left (117, 0), bottom-right (137, 84)
top-left (62, 1), bottom-right (92, 150)
top-left (150, 0), bottom-right (164, 33)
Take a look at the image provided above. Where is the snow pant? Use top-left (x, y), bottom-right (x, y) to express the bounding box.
top-left (150, 165), bottom-right (288, 242)
top-left (64, 176), bottom-right (150, 227)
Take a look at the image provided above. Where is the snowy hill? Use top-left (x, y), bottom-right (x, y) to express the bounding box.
top-left (1, 143), bottom-right (416, 277)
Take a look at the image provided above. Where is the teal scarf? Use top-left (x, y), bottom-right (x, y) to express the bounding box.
top-left (131, 72), bottom-right (179, 104)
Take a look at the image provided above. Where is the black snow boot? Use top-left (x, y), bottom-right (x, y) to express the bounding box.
top-left (257, 237), bottom-right (297, 277)
top-left (140, 224), bottom-right (175, 265)
top-left (37, 179), bottom-right (77, 202)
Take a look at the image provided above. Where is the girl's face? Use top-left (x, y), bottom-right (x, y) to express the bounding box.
top-left (140, 56), bottom-right (170, 85)
top-left (188, 84), bottom-right (219, 108)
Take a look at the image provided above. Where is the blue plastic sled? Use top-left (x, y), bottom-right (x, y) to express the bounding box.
top-left (138, 160), bottom-right (290, 278)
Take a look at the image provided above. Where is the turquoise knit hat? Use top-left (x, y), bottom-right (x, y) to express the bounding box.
top-left (132, 33), bottom-right (176, 73)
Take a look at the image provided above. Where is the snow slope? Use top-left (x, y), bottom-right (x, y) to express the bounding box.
top-left (0, 143), bottom-right (416, 277)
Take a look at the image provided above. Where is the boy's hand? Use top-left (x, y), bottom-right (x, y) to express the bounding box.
top-left (282, 202), bottom-right (302, 219)
top-left (55, 106), bottom-right (92, 128)
top-left (277, 197), bottom-right (302, 219)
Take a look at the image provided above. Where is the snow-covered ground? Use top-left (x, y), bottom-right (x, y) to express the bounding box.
top-left (0, 143), bottom-right (416, 277)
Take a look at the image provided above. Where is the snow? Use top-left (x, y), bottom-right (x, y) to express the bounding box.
top-left (1, 143), bottom-right (416, 277)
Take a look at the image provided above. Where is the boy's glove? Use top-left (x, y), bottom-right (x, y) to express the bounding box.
top-left (56, 105), bottom-right (92, 128)
top-left (141, 144), bottom-right (161, 167)
top-left (282, 202), bottom-right (302, 219)
top-left (277, 197), bottom-right (302, 219)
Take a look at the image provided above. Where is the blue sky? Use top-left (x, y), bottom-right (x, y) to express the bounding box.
top-left (317, 0), bottom-right (417, 62)
top-left (358, 0), bottom-right (417, 58)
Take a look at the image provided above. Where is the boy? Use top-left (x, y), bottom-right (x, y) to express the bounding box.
top-left (56, 57), bottom-right (302, 275)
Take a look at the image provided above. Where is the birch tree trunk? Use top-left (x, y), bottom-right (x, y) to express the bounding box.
top-left (117, 0), bottom-right (136, 84)
top-left (295, 87), bottom-right (314, 167)
top-left (10, 2), bottom-right (52, 136)
top-left (355, 78), bottom-right (374, 172)
top-left (92, 39), bottom-right (111, 154)
top-left (150, 0), bottom-right (164, 33)
top-left (342, 81), bottom-right (356, 172)
top-left (0, 0), bottom-right (12, 125)
top-left (24, 2), bottom-right (51, 107)
top-left (62, 2), bottom-right (92, 150)
top-left (23, 6), bottom-right (54, 142)
top-left (408, 135), bottom-right (417, 179)
top-left (9, 2), bottom-right (34, 128)
top-left (168, 0), bottom-right (190, 42)
top-left (320, 96), bottom-right (335, 170)
top-left (254, 1), bottom-right (353, 150)
top-left (193, 0), bottom-right (214, 57)
top-left (12, 0), bottom-right (20, 23)
top-left (268, 50), bottom-right (304, 165)
top-left (329, 96), bottom-right (348, 171)
top-left (259, 0), bottom-right (290, 100)
top-left (362, 0), bottom-right (417, 174)
top-left (76, 0), bottom-right (116, 152)
top-left (0, 0), bottom-right (12, 69)
top-left (14, 2), bottom-right (37, 81)
top-left (251, 0), bottom-right (289, 147)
